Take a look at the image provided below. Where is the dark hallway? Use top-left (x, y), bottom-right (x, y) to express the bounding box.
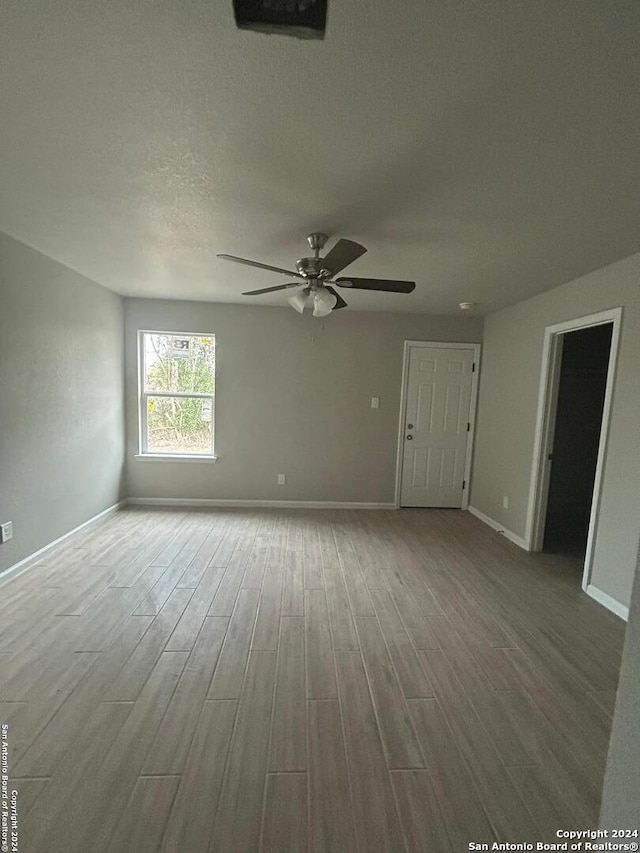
top-left (543, 323), bottom-right (613, 569)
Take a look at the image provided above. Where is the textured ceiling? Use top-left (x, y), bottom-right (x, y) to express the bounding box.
top-left (1, 0), bottom-right (639, 315)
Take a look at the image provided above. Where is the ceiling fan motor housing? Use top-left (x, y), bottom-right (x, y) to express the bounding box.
top-left (296, 257), bottom-right (330, 279)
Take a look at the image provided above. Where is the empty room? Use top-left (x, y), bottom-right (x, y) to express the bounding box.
top-left (1, 1), bottom-right (639, 851)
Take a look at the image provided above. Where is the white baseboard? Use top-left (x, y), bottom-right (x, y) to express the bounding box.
top-left (586, 584), bottom-right (629, 621)
top-left (467, 505), bottom-right (529, 550)
top-left (0, 500), bottom-right (126, 585)
top-left (126, 497), bottom-right (396, 510)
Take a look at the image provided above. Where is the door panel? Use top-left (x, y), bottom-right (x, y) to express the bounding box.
top-left (400, 346), bottom-right (475, 507)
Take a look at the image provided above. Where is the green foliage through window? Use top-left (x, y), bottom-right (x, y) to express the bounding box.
top-left (141, 333), bottom-right (216, 454)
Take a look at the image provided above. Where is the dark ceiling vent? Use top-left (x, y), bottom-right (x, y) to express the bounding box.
top-left (232, 0), bottom-right (327, 39)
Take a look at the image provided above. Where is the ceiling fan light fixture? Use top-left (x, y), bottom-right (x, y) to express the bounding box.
top-left (288, 288), bottom-right (311, 313)
top-left (218, 234), bottom-right (416, 313)
top-left (312, 287), bottom-right (337, 317)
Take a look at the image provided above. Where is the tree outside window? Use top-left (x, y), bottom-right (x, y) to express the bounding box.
top-left (139, 332), bottom-right (216, 456)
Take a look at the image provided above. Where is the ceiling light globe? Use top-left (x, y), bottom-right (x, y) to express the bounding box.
top-left (288, 288), bottom-right (310, 313)
top-left (312, 288), bottom-right (337, 317)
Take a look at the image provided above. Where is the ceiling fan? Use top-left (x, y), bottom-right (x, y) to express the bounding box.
top-left (217, 233), bottom-right (416, 317)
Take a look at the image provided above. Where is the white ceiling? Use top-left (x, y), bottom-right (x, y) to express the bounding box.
top-left (1, 0), bottom-right (639, 315)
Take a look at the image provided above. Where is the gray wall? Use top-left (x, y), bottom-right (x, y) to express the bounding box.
top-left (124, 299), bottom-right (482, 503)
top-left (471, 252), bottom-right (640, 608)
top-left (0, 232), bottom-right (125, 574)
top-left (600, 536), bottom-right (640, 828)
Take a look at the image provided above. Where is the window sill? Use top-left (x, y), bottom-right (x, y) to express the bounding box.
top-left (134, 454), bottom-right (218, 463)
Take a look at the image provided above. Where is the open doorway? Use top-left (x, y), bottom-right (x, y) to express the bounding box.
top-left (542, 323), bottom-right (613, 568)
top-left (526, 308), bottom-right (622, 594)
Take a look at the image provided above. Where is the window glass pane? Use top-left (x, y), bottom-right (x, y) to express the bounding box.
top-left (146, 396), bottom-right (214, 455)
top-left (144, 334), bottom-right (215, 394)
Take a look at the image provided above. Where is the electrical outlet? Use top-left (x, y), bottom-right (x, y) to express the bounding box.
top-left (277, 474), bottom-right (286, 485)
top-left (0, 521), bottom-right (13, 543)
top-left (371, 397), bottom-right (380, 409)
top-left (502, 496), bottom-right (510, 510)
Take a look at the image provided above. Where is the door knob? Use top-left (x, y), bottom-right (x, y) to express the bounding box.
top-left (406, 435), bottom-right (413, 440)
top-left (407, 423), bottom-right (414, 429)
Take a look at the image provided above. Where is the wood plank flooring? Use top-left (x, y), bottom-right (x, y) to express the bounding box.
top-left (0, 507), bottom-right (626, 852)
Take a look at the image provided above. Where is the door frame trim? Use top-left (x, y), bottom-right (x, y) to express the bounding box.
top-left (394, 340), bottom-right (482, 509)
top-left (524, 307), bottom-right (623, 592)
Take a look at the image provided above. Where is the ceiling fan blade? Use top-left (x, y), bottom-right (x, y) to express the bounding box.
top-left (325, 285), bottom-right (348, 310)
top-left (242, 283), bottom-right (301, 295)
top-left (321, 239), bottom-right (367, 276)
top-left (335, 277), bottom-right (416, 293)
top-left (217, 253), bottom-right (304, 279)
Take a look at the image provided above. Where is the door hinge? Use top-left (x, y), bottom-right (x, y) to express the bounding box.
top-left (463, 479), bottom-right (466, 489)
top-left (472, 362), bottom-right (476, 373)
top-left (467, 422), bottom-right (470, 432)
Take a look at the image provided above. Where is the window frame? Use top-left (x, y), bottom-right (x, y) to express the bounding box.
top-left (137, 329), bottom-right (217, 461)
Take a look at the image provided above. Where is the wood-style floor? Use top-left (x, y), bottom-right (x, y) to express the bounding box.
top-left (0, 507), bottom-right (626, 852)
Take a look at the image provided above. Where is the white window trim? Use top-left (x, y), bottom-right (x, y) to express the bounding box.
top-left (137, 329), bottom-right (217, 460)
top-left (134, 454), bottom-right (218, 463)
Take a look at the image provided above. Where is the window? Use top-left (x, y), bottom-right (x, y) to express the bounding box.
top-left (138, 331), bottom-right (216, 458)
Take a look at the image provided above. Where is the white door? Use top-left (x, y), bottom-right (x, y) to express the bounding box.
top-left (400, 346), bottom-right (475, 507)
